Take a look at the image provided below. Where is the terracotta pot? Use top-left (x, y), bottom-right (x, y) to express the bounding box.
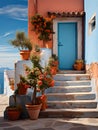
top-left (20, 50), bottom-right (31, 60)
top-left (53, 61), bottom-right (59, 66)
top-left (51, 66), bottom-right (57, 75)
top-left (25, 104), bottom-right (41, 120)
top-left (73, 63), bottom-right (83, 70)
top-left (18, 87), bottom-right (27, 95)
top-left (7, 109), bottom-right (20, 121)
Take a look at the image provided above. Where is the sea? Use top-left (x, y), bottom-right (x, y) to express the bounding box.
top-left (0, 67), bottom-right (10, 94)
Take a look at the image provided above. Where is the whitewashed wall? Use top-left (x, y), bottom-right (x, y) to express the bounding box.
top-left (4, 70), bottom-right (14, 96)
top-left (4, 48), bottom-right (51, 96)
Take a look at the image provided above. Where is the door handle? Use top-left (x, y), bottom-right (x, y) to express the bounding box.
top-left (58, 44), bottom-right (63, 46)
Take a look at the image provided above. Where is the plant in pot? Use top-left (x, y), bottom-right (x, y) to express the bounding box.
top-left (9, 78), bottom-right (15, 91)
top-left (6, 94), bottom-right (22, 121)
top-left (15, 75), bottom-right (31, 95)
top-left (48, 54), bottom-right (59, 75)
top-left (20, 54), bottom-right (54, 119)
top-left (73, 59), bottom-right (84, 70)
top-left (9, 31), bottom-right (32, 60)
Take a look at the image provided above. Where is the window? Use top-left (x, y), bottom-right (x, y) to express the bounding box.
top-left (89, 14), bottom-right (96, 34)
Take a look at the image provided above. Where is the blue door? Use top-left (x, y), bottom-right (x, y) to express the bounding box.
top-left (58, 22), bottom-right (77, 70)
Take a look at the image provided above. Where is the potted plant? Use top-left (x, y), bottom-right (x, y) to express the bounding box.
top-left (31, 14), bottom-right (54, 47)
top-left (19, 54), bottom-right (54, 119)
top-left (73, 59), bottom-right (84, 70)
top-left (48, 54), bottom-right (59, 75)
top-left (6, 95), bottom-right (22, 121)
top-left (9, 31), bottom-right (32, 60)
top-left (15, 75), bottom-right (30, 95)
top-left (9, 78), bottom-right (15, 91)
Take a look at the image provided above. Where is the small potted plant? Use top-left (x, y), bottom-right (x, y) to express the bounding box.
top-left (73, 59), bottom-right (84, 70)
top-left (9, 31), bottom-right (32, 60)
top-left (48, 54), bottom-right (59, 75)
top-left (6, 95), bottom-right (22, 121)
top-left (19, 54), bottom-right (54, 119)
top-left (9, 78), bottom-right (15, 91)
top-left (15, 75), bottom-right (30, 95)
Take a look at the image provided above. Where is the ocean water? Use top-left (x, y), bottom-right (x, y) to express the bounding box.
top-left (0, 68), bottom-right (9, 94)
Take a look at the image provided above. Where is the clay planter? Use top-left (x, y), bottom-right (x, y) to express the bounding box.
top-left (25, 104), bottom-right (41, 120)
top-left (73, 63), bottom-right (84, 70)
top-left (7, 108), bottom-right (20, 121)
top-left (53, 61), bottom-right (59, 66)
top-left (18, 87), bottom-right (27, 95)
top-left (51, 66), bottom-right (57, 75)
top-left (20, 50), bottom-right (31, 60)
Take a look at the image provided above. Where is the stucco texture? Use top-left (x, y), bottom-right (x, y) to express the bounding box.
top-left (28, 0), bottom-right (84, 48)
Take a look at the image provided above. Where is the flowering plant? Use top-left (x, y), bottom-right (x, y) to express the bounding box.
top-left (18, 54), bottom-right (54, 105)
top-left (15, 77), bottom-right (30, 95)
top-left (31, 14), bottom-right (54, 44)
top-left (48, 54), bottom-right (59, 75)
top-left (75, 59), bottom-right (84, 64)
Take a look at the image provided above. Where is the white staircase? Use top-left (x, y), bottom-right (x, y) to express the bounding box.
top-left (40, 71), bottom-right (98, 118)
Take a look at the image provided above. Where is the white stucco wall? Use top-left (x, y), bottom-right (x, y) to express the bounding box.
top-left (4, 70), bottom-right (14, 96)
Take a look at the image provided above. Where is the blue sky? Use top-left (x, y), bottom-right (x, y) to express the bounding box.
top-left (0, 0), bottom-right (28, 69)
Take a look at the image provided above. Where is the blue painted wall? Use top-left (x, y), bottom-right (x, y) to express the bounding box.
top-left (84, 0), bottom-right (98, 64)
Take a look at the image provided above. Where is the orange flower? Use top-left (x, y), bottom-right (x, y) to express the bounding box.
top-left (37, 80), bottom-right (42, 86)
top-left (40, 95), bottom-right (47, 102)
top-left (49, 80), bottom-right (55, 87)
top-left (45, 17), bottom-right (51, 21)
top-left (51, 15), bottom-right (56, 19)
top-left (36, 88), bottom-right (41, 92)
top-left (38, 74), bottom-right (44, 80)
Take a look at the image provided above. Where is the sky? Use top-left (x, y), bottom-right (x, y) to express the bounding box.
top-left (0, 0), bottom-right (28, 69)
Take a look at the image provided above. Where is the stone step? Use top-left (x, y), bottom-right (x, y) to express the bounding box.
top-left (54, 74), bottom-right (90, 81)
top-left (55, 80), bottom-right (91, 86)
top-left (47, 93), bottom-right (96, 101)
top-left (58, 70), bottom-right (85, 74)
top-left (39, 108), bottom-right (98, 118)
top-left (47, 100), bottom-right (97, 109)
top-left (46, 86), bottom-right (92, 93)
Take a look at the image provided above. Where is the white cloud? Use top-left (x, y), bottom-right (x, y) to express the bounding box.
top-left (0, 5), bottom-right (28, 21)
top-left (0, 49), bottom-right (20, 68)
top-left (0, 46), bottom-right (13, 52)
top-left (0, 31), bottom-right (13, 38)
top-left (3, 32), bottom-right (13, 37)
